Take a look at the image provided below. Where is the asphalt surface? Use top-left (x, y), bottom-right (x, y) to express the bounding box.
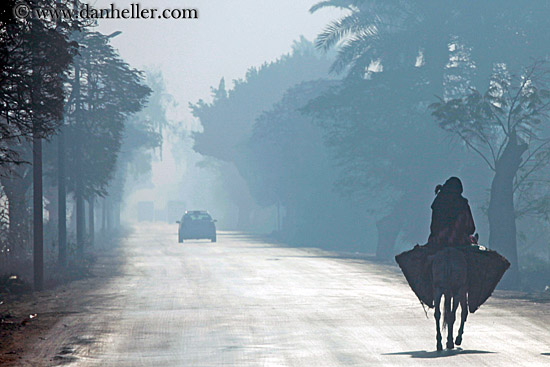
top-left (20, 223), bottom-right (550, 366)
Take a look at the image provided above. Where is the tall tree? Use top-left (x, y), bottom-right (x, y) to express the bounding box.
top-left (310, 0), bottom-right (550, 266)
top-left (61, 30), bottom-right (150, 256)
top-left (430, 62), bottom-right (550, 288)
top-left (243, 80), bottom-right (366, 249)
top-left (1, 0), bottom-right (74, 288)
top-left (305, 72), bottom-right (468, 259)
top-left (190, 38), bottom-right (333, 229)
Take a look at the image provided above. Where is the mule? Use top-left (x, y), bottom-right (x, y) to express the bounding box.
top-left (431, 247), bottom-right (468, 351)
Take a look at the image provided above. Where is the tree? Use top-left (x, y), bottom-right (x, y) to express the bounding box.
top-left (1, 0), bottom-right (75, 288)
top-left (307, 1), bottom-right (470, 258)
top-left (103, 70), bottom-right (164, 229)
top-left (242, 80), bottom-right (366, 248)
top-left (310, 0), bottom-right (550, 263)
top-left (430, 62), bottom-right (550, 288)
top-left (190, 38), bottom-right (333, 229)
top-left (311, 1), bottom-right (550, 85)
top-left (60, 29), bottom-right (150, 257)
top-left (0, 1), bottom-right (73, 167)
top-left (305, 71), bottom-right (473, 258)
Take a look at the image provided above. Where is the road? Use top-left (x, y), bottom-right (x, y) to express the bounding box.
top-left (20, 223), bottom-right (550, 366)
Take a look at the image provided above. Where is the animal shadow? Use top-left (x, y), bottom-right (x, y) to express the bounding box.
top-left (384, 348), bottom-right (494, 359)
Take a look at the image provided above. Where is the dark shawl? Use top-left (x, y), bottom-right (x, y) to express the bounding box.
top-left (428, 187), bottom-right (475, 247)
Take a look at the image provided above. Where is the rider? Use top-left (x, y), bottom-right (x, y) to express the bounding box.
top-left (427, 177), bottom-right (476, 250)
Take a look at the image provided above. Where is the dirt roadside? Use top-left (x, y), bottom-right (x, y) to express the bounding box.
top-left (0, 243), bottom-right (124, 366)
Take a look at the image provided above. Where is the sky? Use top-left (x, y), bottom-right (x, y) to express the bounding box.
top-left (95, 0), bottom-right (340, 128)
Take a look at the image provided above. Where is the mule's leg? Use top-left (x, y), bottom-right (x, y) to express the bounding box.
top-left (446, 294), bottom-right (459, 349)
top-left (442, 293), bottom-right (453, 349)
top-left (455, 288), bottom-right (468, 346)
top-left (434, 288), bottom-right (443, 351)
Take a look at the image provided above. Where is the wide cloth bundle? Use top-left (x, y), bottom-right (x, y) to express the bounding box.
top-left (395, 244), bottom-right (510, 313)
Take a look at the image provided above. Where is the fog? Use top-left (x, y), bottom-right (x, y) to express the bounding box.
top-left (95, 0), bottom-right (342, 230)
top-left (2, 0), bottom-right (550, 292)
top-left (100, 1), bottom-right (550, 291)
top-left (5, 1), bottom-right (550, 364)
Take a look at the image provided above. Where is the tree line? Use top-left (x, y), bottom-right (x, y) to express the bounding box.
top-left (0, 0), bottom-right (161, 289)
top-left (192, 1), bottom-right (550, 289)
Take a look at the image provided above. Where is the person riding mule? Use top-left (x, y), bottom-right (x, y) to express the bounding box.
top-left (425, 177), bottom-right (472, 350)
top-left (395, 176), bottom-right (510, 351)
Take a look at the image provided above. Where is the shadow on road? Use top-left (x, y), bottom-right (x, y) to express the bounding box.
top-left (383, 348), bottom-right (494, 358)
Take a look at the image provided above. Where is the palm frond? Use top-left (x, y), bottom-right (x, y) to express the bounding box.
top-left (309, 0), bottom-right (354, 13)
top-left (315, 13), bottom-right (367, 51)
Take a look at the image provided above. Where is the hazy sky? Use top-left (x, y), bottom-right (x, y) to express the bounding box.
top-left (95, 0), bottom-right (340, 128)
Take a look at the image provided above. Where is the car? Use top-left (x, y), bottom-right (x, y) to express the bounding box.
top-left (177, 210), bottom-right (217, 243)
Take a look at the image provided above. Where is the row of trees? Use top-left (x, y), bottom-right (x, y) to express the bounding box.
top-left (191, 38), bottom-right (337, 231)
top-left (307, 0), bottom-right (550, 288)
top-left (0, 1), bottom-right (161, 289)
top-left (191, 1), bottom-right (550, 289)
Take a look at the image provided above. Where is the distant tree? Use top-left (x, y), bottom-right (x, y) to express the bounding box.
top-left (190, 38), bottom-right (333, 228)
top-left (430, 62), bottom-right (550, 288)
top-left (103, 70), bottom-right (165, 229)
top-left (192, 37), bottom-right (332, 162)
top-left (242, 80), bottom-right (367, 248)
top-left (61, 30), bottom-right (150, 256)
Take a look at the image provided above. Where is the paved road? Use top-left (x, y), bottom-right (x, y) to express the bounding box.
top-left (21, 223), bottom-right (550, 366)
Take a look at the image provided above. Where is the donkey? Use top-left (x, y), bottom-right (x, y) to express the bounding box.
top-left (431, 247), bottom-right (468, 351)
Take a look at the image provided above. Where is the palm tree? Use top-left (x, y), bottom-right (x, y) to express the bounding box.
top-left (311, 1), bottom-right (441, 78)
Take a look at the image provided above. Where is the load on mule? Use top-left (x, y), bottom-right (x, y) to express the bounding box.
top-left (395, 177), bottom-right (510, 350)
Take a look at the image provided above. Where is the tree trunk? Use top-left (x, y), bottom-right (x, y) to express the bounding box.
top-left (376, 207), bottom-right (404, 260)
top-left (73, 45), bottom-right (85, 259)
top-left (75, 179), bottom-right (85, 258)
top-left (106, 198), bottom-right (112, 231)
top-left (2, 164), bottom-right (32, 256)
top-left (488, 133), bottom-right (527, 289)
top-left (114, 201), bottom-right (120, 228)
top-left (31, 16), bottom-right (43, 290)
top-left (32, 133), bottom-right (43, 290)
top-left (102, 197), bottom-right (107, 232)
top-left (58, 129), bottom-right (67, 266)
top-left (88, 197), bottom-right (94, 246)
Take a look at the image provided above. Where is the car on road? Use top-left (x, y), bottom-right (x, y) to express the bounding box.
top-left (177, 210), bottom-right (217, 243)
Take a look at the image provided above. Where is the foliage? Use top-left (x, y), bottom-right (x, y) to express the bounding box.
top-left (431, 62), bottom-right (550, 218)
top-left (191, 37), bottom-right (333, 162)
top-left (308, 0), bottom-right (550, 261)
top-left (245, 80), bottom-right (338, 206)
top-left (311, 0), bottom-right (550, 81)
top-left (62, 30), bottom-right (151, 198)
top-left (243, 80), bottom-right (366, 248)
top-left (305, 71), bottom-right (469, 243)
top-left (107, 70), bottom-right (166, 204)
top-left (189, 38), bottom-right (334, 229)
top-left (0, 0), bottom-right (76, 168)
